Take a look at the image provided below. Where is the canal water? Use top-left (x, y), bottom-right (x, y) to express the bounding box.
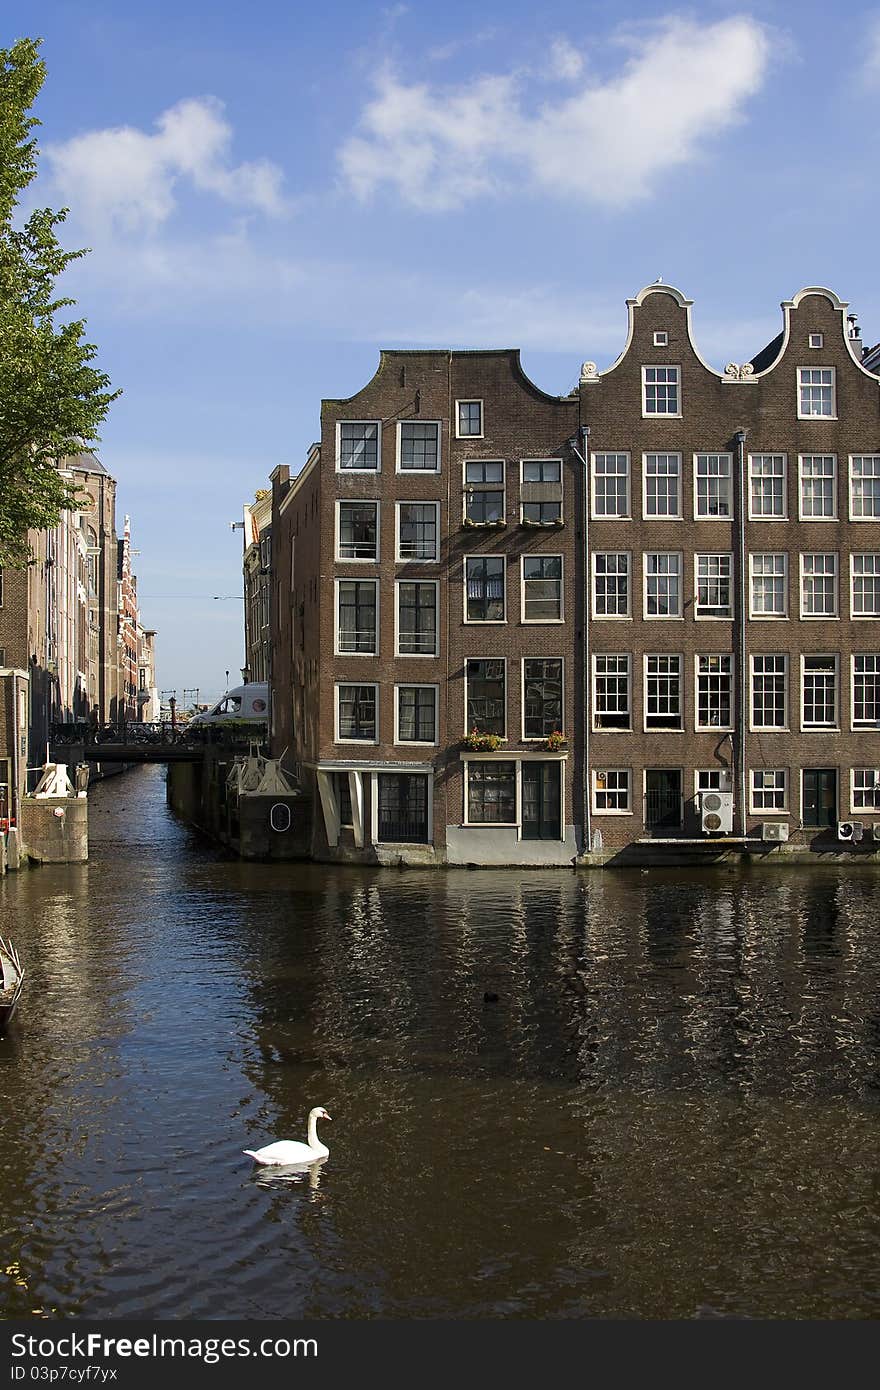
top-left (1, 763), bottom-right (879, 1320)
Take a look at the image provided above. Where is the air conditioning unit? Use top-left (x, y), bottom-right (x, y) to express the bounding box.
top-left (761, 822), bottom-right (789, 842)
top-left (700, 790), bottom-right (733, 834)
top-left (837, 821), bottom-right (864, 843)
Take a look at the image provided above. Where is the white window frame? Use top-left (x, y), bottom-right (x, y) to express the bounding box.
top-left (643, 551), bottom-right (683, 620)
top-left (463, 458), bottom-right (506, 525)
top-left (394, 683), bottom-right (439, 746)
top-left (394, 578), bottom-right (440, 658)
top-left (750, 769), bottom-right (788, 814)
top-left (643, 653), bottom-right (684, 732)
top-left (455, 399), bottom-right (484, 439)
top-left (395, 500), bottom-right (440, 563)
top-left (592, 653), bottom-right (632, 732)
top-left (693, 453), bottom-right (733, 520)
top-left (464, 657), bottom-right (507, 739)
top-left (334, 682), bottom-right (379, 744)
top-left (851, 553), bottom-right (880, 619)
top-left (335, 499), bottom-right (380, 563)
top-left (592, 768), bottom-right (633, 815)
top-left (849, 456), bottom-right (880, 521)
top-left (591, 453), bottom-right (631, 519)
top-left (797, 366), bottom-right (836, 419)
top-left (851, 768), bottom-right (880, 813)
top-left (336, 420), bottom-right (381, 473)
top-left (799, 553), bottom-right (839, 620)
top-left (800, 654), bottom-right (839, 731)
top-left (463, 759), bottom-right (520, 828)
top-left (695, 768), bottom-right (732, 795)
top-left (798, 455), bottom-right (838, 520)
top-left (809, 333), bottom-right (824, 349)
top-left (749, 552), bottom-right (788, 620)
top-left (396, 420), bottom-right (441, 474)
top-left (642, 365), bottom-right (681, 418)
top-left (694, 553), bottom-right (733, 620)
top-left (852, 654), bottom-right (880, 729)
top-left (592, 551), bottom-right (631, 619)
top-left (694, 654), bottom-right (734, 731)
top-left (748, 454), bottom-right (787, 520)
top-left (521, 656), bottom-right (565, 742)
top-left (642, 452), bottom-right (682, 520)
top-left (521, 553), bottom-right (564, 623)
top-left (750, 654), bottom-right (789, 731)
top-left (334, 577), bottom-right (379, 656)
top-left (464, 554), bottom-right (506, 624)
top-left (653, 331), bottom-right (668, 348)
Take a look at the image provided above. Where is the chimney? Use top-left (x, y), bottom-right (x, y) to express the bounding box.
top-left (847, 313), bottom-right (863, 357)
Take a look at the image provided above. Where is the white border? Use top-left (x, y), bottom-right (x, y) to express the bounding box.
top-left (850, 551), bottom-right (880, 618)
top-left (749, 768), bottom-right (789, 815)
top-left (848, 455), bottom-right (880, 522)
top-left (643, 653), bottom-right (684, 732)
top-left (395, 499), bottom-right (441, 563)
top-left (799, 552), bottom-right (839, 620)
top-left (393, 683), bottom-right (440, 746)
top-left (694, 653), bottom-right (734, 731)
top-left (694, 552), bottom-right (733, 620)
top-left (335, 420), bottom-right (381, 473)
top-left (590, 452), bottom-right (631, 520)
top-left (334, 681), bottom-right (379, 744)
top-left (749, 653), bottom-right (789, 731)
top-left (643, 550), bottom-right (683, 620)
top-left (464, 655), bottom-right (507, 738)
top-left (591, 652), bottom-right (631, 732)
top-left (521, 655), bottom-right (565, 742)
top-left (335, 498), bottom-right (380, 563)
top-left (455, 399), bottom-right (484, 440)
top-left (693, 452), bottom-right (733, 521)
top-left (800, 653), bottom-right (839, 731)
top-left (641, 364), bottom-right (682, 419)
top-left (798, 454), bottom-right (838, 521)
top-left (642, 452), bottom-right (682, 520)
top-left (592, 767), bottom-right (633, 815)
top-left (394, 578), bottom-right (440, 657)
top-left (747, 453), bottom-right (788, 521)
top-left (396, 419), bottom-right (442, 474)
top-left (592, 550), bottom-right (632, 620)
top-left (520, 553), bottom-right (564, 623)
top-left (797, 365), bottom-right (837, 420)
top-left (748, 551), bottom-right (789, 620)
top-left (334, 577), bottom-right (379, 656)
top-left (464, 554), bottom-right (506, 624)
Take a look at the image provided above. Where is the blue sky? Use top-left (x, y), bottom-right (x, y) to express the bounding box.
top-left (6, 0), bottom-right (880, 699)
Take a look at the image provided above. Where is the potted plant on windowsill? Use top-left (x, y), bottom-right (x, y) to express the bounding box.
top-left (543, 729), bottom-right (567, 751)
top-left (463, 517), bottom-right (506, 528)
top-left (463, 727), bottom-right (506, 752)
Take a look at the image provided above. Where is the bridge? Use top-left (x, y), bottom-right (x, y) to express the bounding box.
top-left (50, 721), bottom-right (266, 764)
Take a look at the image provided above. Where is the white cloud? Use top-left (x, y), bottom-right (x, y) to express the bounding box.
top-left (45, 96), bottom-right (288, 235)
top-left (339, 15), bottom-right (773, 210)
top-left (861, 13), bottom-right (880, 87)
top-left (546, 37), bottom-right (585, 82)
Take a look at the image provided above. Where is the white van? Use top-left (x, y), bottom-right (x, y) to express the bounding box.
top-left (188, 683), bottom-right (269, 727)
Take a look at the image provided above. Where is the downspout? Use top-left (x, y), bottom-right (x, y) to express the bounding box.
top-left (734, 429), bottom-right (748, 836)
top-left (569, 425), bottom-right (591, 853)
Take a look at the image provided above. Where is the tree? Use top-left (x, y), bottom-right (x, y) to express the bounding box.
top-left (0, 37), bottom-right (119, 566)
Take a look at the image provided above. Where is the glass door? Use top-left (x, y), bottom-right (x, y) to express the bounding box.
top-left (521, 762), bottom-right (562, 840)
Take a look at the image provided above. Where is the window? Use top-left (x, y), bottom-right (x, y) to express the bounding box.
top-left (751, 655), bottom-right (787, 729)
top-left (522, 459), bottom-right (561, 483)
top-left (396, 685), bottom-right (438, 743)
top-left (809, 333), bottom-right (824, 349)
top-left (523, 658), bottom-right (563, 738)
top-left (850, 456), bottom-right (880, 519)
top-left (654, 331), bottom-right (668, 347)
top-left (751, 769), bottom-right (787, 812)
top-left (643, 453), bottom-right (681, 518)
top-left (592, 453), bottom-right (630, 518)
top-left (593, 552), bottom-right (630, 618)
top-left (334, 771), bottom-right (353, 826)
top-left (593, 655), bottom-right (631, 730)
top-left (337, 501), bottom-right (378, 560)
top-left (336, 580), bottom-right (377, 654)
top-left (377, 774), bottom-right (430, 843)
top-left (696, 769), bottom-right (731, 794)
top-left (338, 421), bottom-right (379, 471)
top-left (466, 556), bottom-right (505, 622)
top-left (696, 655), bottom-right (733, 729)
top-left (852, 655), bottom-right (880, 727)
top-left (749, 454), bottom-right (787, 519)
top-left (336, 684), bottom-right (377, 741)
top-left (799, 456), bottom-right (837, 519)
top-left (465, 659), bottom-right (505, 735)
top-left (522, 555), bottom-right (563, 621)
top-left (643, 365), bottom-right (680, 416)
top-left (694, 454), bottom-right (732, 518)
top-left (398, 421), bottom-right (440, 472)
top-left (802, 655), bottom-right (838, 729)
top-left (456, 400), bottom-right (483, 438)
top-left (396, 502), bottom-right (439, 561)
top-left (852, 769), bottom-right (880, 811)
top-left (800, 553), bottom-right (838, 618)
top-left (798, 366), bottom-right (835, 418)
top-left (695, 553), bottom-right (732, 618)
top-left (750, 553), bottom-right (788, 618)
top-left (645, 655), bottom-right (683, 730)
top-left (396, 581), bottom-right (438, 656)
top-left (522, 501), bottom-right (562, 524)
top-left (464, 460), bottom-right (505, 524)
top-left (644, 552), bottom-right (682, 618)
top-left (593, 769), bottom-right (631, 813)
top-left (851, 554), bottom-right (880, 618)
top-left (521, 459), bottom-right (563, 525)
top-left (466, 762), bottom-right (516, 824)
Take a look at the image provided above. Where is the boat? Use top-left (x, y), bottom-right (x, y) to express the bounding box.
top-left (0, 937), bottom-right (23, 1029)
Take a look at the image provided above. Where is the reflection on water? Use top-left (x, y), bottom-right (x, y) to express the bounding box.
top-left (1, 765), bottom-right (880, 1318)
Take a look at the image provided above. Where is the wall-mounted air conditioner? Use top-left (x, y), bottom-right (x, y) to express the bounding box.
top-left (761, 822), bottom-right (789, 842)
top-left (700, 790), bottom-right (733, 834)
top-left (837, 821), bottom-right (864, 843)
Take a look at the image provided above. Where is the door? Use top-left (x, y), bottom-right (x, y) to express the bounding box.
top-left (521, 761), bottom-right (562, 840)
top-left (376, 774), bottom-right (429, 843)
top-left (645, 770), bottom-right (682, 831)
top-left (802, 769), bottom-right (837, 828)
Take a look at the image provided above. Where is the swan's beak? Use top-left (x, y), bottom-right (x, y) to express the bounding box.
top-left (323, 1112), bottom-right (332, 1121)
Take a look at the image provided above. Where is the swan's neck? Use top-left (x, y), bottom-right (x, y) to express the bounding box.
top-left (307, 1113), bottom-right (320, 1149)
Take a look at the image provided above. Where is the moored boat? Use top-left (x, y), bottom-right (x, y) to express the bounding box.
top-left (0, 937), bottom-right (23, 1029)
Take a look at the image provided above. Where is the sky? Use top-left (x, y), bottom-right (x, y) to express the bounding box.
top-left (6, 0), bottom-right (880, 702)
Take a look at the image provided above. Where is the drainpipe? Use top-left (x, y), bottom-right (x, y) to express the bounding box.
top-left (569, 426), bottom-right (591, 853)
top-left (734, 429), bottom-right (748, 836)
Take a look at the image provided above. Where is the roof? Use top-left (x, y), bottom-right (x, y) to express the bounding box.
top-left (65, 450), bottom-right (109, 476)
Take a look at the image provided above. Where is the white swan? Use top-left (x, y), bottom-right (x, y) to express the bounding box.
top-left (243, 1106), bottom-right (332, 1166)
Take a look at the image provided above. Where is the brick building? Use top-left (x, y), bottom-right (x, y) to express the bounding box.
top-left (242, 489), bottom-right (272, 685)
top-left (270, 284), bottom-right (880, 864)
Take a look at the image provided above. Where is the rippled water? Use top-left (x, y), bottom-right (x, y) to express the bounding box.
top-left (1, 764), bottom-right (879, 1319)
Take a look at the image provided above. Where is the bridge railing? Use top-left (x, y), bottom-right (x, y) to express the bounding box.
top-left (50, 720), bottom-right (268, 750)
